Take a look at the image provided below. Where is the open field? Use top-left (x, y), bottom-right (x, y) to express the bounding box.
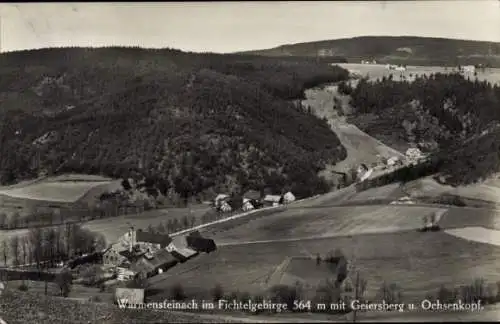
top-left (338, 63), bottom-right (500, 85)
top-left (0, 181), bottom-right (115, 203)
top-left (403, 176), bottom-right (500, 206)
top-left (147, 230), bottom-right (500, 304)
top-left (203, 205), bottom-right (447, 244)
top-left (302, 84), bottom-right (405, 176)
top-left (0, 175), bottom-right (120, 203)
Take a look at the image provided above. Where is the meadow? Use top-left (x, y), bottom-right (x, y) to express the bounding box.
top-left (147, 230), bottom-right (500, 304)
top-left (404, 176), bottom-right (500, 205)
top-left (204, 204), bottom-right (448, 244)
top-left (0, 175), bottom-right (120, 203)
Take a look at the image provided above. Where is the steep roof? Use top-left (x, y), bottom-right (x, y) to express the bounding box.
top-left (135, 231), bottom-right (172, 248)
top-left (243, 190), bottom-right (261, 200)
top-left (130, 249), bottom-right (178, 274)
top-left (168, 236), bottom-right (198, 259)
top-left (264, 195), bottom-right (281, 202)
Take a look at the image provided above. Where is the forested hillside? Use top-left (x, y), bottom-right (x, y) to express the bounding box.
top-left (0, 47), bottom-right (349, 201)
top-left (239, 36), bottom-right (500, 67)
top-left (339, 73), bottom-right (500, 185)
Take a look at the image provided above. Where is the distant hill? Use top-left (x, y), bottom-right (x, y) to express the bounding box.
top-left (0, 47), bottom-right (349, 202)
top-left (237, 36), bottom-right (500, 67)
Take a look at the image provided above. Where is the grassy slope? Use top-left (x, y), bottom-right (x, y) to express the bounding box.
top-left (148, 230), bottom-right (500, 304)
top-left (301, 84), bottom-right (405, 176)
top-left (238, 36), bottom-right (500, 67)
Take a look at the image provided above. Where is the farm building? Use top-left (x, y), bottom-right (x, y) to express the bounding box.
top-left (214, 193), bottom-right (229, 206)
top-left (243, 190), bottom-right (261, 201)
top-left (242, 198), bottom-right (255, 211)
top-left (282, 192), bottom-right (296, 204)
top-left (406, 148), bottom-right (424, 162)
top-left (130, 249), bottom-right (179, 279)
top-left (102, 246), bottom-right (129, 267)
top-left (116, 267), bottom-right (136, 281)
top-left (386, 156), bottom-right (401, 167)
top-left (356, 164), bottom-right (369, 180)
top-left (263, 195), bottom-right (282, 207)
top-left (218, 200), bottom-right (232, 212)
top-left (116, 227), bottom-right (172, 253)
top-left (166, 236), bottom-right (199, 262)
top-left (460, 65), bottom-right (475, 73)
top-left (185, 231), bottom-right (217, 253)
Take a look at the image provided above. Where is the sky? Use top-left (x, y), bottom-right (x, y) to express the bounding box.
top-left (0, 1), bottom-right (499, 53)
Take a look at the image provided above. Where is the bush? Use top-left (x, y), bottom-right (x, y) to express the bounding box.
top-left (170, 283), bottom-right (186, 301)
top-left (18, 283), bottom-right (29, 291)
top-left (376, 282), bottom-right (403, 304)
top-left (432, 195), bottom-right (466, 207)
top-left (268, 284), bottom-right (303, 312)
top-left (313, 280), bottom-right (342, 313)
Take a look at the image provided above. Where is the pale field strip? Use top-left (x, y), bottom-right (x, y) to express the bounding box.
top-left (0, 175), bottom-right (120, 203)
top-left (445, 226), bottom-right (500, 247)
top-left (214, 205), bottom-right (448, 246)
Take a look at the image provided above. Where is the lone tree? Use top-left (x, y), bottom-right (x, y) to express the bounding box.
top-left (211, 283), bottom-right (224, 302)
top-left (56, 270), bottom-right (73, 297)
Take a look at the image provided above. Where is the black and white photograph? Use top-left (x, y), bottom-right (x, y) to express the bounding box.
top-left (1, 1), bottom-right (500, 323)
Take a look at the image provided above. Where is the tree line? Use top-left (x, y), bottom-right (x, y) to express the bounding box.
top-left (0, 223), bottom-right (106, 268)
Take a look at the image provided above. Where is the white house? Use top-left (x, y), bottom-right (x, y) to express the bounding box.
top-left (242, 198), bottom-right (255, 211)
top-left (282, 192), bottom-right (296, 204)
top-left (116, 267), bottom-right (136, 281)
top-left (460, 65), bottom-right (475, 73)
top-left (219, 201), bottom-right (232, 212)
top-left (359, 169), bottom-right (373, 182)
top-left (386, 156), bottom-right (400, 167)
top-left (405, 148), bottom-right (423, 162)
top-left (263, 195), bottom-right (282, 207)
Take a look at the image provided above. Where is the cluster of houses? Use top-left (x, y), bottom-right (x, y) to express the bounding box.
top-left (101, 227), bottom-right (216, 282)
top-left (385, 64), bottom-right (407, 71)
top-left (355, 147), bottom-right (428, 183)
top-left (213, 190), bottom-right (296, 213)
top-left (361, 60), bottom-right (377, 64)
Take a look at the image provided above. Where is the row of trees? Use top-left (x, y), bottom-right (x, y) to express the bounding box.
top-left (0, 203), bottom-right (148, 230)
top-left (0, 223), bottom-right (106, 268)
top-left (145, 214), bottom-right (197, 235)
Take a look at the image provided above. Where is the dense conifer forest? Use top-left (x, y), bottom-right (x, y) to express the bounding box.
top-left (0, 47), bottom-right (350, 200)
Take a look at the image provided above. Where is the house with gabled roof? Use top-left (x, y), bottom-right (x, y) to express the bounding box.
top-left (166, 236), bottom-right (199, 262)
top-left (130, 249), bottom-right (179, 279)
